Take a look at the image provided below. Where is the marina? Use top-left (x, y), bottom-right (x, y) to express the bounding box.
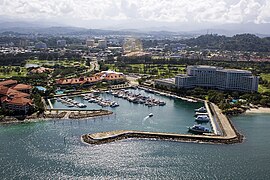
top-left (56, 97), bottom-right (87, 108)
top-left (1, 87), bottom-right (269, 179)
top-left (138, 86), bottom-right (199, 103)
top-left (47, 88), bottom-right (223, 138)
top-left (47, 88), bottom-right (209, 134)
top-left (109, 89), bottom-right (166, 107)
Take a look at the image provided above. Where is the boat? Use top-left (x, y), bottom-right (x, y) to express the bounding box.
top-left (110, 102), bottom-right (119, 108)
top-left (148, 113), bottom-right (153, 117)
top-left (195, 107), bottom-right (207, 113)
top-left (159, 101), bottom-right (166, 106)
top-left (147, 103), bottom-right (153, 107)
top-left (92, 90), bottom-right (100, 96)
top-left (145, 89), bottom-right (153, 93)
top-left (67, 104), bottom-right (74, 107)
top-left (195, 115), bottom-right (210, 123)
top-left (138, 99), bottom-right (145, 104)
top-left (88, 98), bottom-right (95, 103)
top-left (83, 96), bottom-right (90, 100)
top-left (188, 125), bottom-right (210, 134)
top-left (77, 103), bottom-right (87, 108)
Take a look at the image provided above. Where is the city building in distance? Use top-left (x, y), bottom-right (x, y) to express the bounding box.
top-left (175, 65), bottom-right (259, 92)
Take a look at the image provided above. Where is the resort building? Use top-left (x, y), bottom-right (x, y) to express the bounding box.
top-left (56, 70), bottom-right (125, 87)
top-left (0, 80), bottom-right (18, 87)
top-left (175, 65), bottom-right (259, 92)
top-left (0, 80), bottom-right (33, 114)
top-left (154, 78), bottom-right (176, 89)
top-left (30, 67), bottom-right (54, 74)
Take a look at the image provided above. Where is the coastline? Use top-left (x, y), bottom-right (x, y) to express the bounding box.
top-left (245, 107), bottom-right (270, 114)
top-left (0, 109), bottom-right (113, 125)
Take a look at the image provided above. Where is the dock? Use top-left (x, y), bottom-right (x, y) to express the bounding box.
top-left (204, 101), bottom-right (220, 135)
top-left (47, 99), bottom-right (53, 109)
top-left (195, 112), bottom-right (208, 115)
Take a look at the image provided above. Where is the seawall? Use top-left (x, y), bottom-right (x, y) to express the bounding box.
top-left (81, 102), bottom-right (243, 145)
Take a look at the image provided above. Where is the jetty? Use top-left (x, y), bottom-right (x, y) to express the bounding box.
top-left (109, 89), bottom-right (166, 107)
top-left (47, 99), bottom-right (53, 109)
top-left (44, 109), bottom-right (113, 119)
top-left (82, 102), bottom-right (242, 145)
top-left (204, 101), bottom-right (220, 135)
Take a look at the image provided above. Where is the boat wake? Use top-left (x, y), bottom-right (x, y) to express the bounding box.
top-left (142, 116), bottom-right (150, 125)
top-left (142, 114), bottom-right (155, 125)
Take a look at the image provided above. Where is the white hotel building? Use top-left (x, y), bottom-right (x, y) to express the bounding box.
top-left (175, 66), bottom-right (259, 92)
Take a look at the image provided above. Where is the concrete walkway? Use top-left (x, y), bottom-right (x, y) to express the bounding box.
top-left (211, 103), bottom-right (237, 139)
top-left (47, 99), bottom-right (53, 109)
top-left (204, 101), bottom-right (220, 135)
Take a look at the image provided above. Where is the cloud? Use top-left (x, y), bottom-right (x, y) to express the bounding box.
top-left (0, 0), bottom-right (269, 25)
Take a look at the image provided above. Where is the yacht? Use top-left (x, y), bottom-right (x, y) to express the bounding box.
top-left (159, 101), bottom-right (166, 106)
top-left (148, 113), bottom-right (153, 117)
top-left (110, 102), bottom-right (119, 108)
top-left (83, 96), bottom-right (90, 100)
top-left (77, 103), bottom-right (87, 108)
top-left (188, 125), bottom-right (210, 134)
top-left (195, 107), bottom-right (207, 113)
top-left (88, 98), bottom-right (95, 103)
top-left (195, 115), bottom-right (210, 123)
top-left (67, 104), bottom-right (74, 107)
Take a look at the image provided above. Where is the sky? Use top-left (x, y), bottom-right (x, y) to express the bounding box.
top-left (0, 0), bottom-right (269, 30)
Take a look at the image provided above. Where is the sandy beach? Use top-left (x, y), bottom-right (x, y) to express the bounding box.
top-left (245, 107), bottom-right (270, 114)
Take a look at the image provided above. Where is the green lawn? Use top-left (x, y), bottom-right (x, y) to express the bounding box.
top-left (0, 66), bottom-right (27, 78)
top-left (260, 73), bottom-right (270, 82)
top-left (106, 63), bottom-right (186, 77)
top-left (26, 59), bottom-right (86, 68)
top-left (258, 85), bottom-right (270, 93)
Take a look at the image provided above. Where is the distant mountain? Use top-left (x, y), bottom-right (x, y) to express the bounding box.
top-left (0, 20), bottom-right (270, 37)
top-left (181, 33), bottom-right (270, 52)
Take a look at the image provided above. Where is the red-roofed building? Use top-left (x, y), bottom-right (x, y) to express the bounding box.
top-left (0, 80), bottom-right (18, 87)
top-left (11, 84), bottom-right (32, 94)
top-left (55, 71), bottom-right (125, 87)
top-left (30, 67), bottom-right (54, 74)
top-left (0, 80), bottom-right (33, 114)
top-left (1, 96), bottom-right (32, 114)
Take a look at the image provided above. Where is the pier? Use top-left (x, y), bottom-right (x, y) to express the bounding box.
top-left (44, 109), bottom-right (113, 119)
top-left (47, 99), bottom-right (53, 109)
top-left (204, 101), bottom-right (220, 135)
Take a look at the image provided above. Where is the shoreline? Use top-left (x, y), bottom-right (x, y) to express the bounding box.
top-left (0, 110), bottom-right (113, 125)
top-left (245, 107), bottom-right (270, 114)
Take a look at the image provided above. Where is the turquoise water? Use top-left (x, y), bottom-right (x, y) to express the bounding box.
top-left (36, 86), bottom-right (47, 91)
top-left (1, 92), bottom-right (270, 179)
top-left (55, 90), bottom-right (65, 95)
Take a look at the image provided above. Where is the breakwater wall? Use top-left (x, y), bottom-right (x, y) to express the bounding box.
top-left (82, 101), bottom-right (243, 145)
top-left (82, 129), bottom-right (242, 145)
